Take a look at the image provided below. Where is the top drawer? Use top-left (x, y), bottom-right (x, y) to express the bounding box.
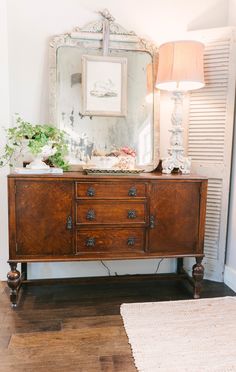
top-left (76, 182), bottom-right (147, 199)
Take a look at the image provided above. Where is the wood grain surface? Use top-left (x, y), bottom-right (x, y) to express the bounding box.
top-left (0, 277), bottom-right (234, 372)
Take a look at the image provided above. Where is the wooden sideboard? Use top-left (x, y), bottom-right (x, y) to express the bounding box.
top-left (7, 172), bottom-right (207, 306)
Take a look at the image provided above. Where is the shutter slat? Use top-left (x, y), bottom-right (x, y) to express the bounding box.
top-left (202, 178), bottom-right (222, 261)
top-left (188, 44), bottom-right (228, 164)
top-left (186, 31), bottom-right (235, 280)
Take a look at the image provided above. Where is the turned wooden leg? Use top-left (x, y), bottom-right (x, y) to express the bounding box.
top-left (7, 263), bottom-right (21, 307)
top-left (192, 257), bottom-right (204, 299)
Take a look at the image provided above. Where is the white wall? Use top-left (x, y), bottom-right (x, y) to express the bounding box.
top-left (228, 0), bottom-right (236, 25)
top-left (224, 0), bottom-right (236, 290)
top-left (0, 0), bottom-right (10, 280)
top-left (0, 0), bottom-right (230, 280)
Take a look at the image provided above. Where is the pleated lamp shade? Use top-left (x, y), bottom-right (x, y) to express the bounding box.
top-left (156, 40), bottom-right (205, 91)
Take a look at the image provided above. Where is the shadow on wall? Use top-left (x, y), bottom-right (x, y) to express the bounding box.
top-left (187, 0), bottom-right (228, 31)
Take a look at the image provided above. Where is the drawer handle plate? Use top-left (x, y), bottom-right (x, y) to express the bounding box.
top-left (128, 187), bottom-right (137, 197)
top-left (150, 215), bottom-right (155, 229)
top-left (86, 209), bottom-right (96, 221)
top-left (66, 216), bottom-right (73, 230)
top-left (128, 210), bottom-right (137, 219)
top-left (86, 237), bottom-right (96, 247)
top-left (127, 237), bottom-right (135, 246)
top-left (87, 187), bottom-right (95, 197)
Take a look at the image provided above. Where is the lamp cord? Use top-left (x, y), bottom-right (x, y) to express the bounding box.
top-left (154, 258), bottom-right (164, 274)
top-left (100, 260), bottom-right (111, 276)
top-left (100, 258), bottom-right (164, 276)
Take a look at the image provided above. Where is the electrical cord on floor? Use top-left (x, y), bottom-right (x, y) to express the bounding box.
top-left (154, 258), bottom-right (164, 274)
top-left (100, 259), bottom-right (164, 276)
top-left (100, 260), bottom-right (111, 276)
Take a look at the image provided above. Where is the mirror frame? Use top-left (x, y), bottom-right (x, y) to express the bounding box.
top-left (49, 10), bottom-right (160, 171)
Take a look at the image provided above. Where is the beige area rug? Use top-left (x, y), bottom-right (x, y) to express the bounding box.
top-left (120, 297), bottom-right (236, 372)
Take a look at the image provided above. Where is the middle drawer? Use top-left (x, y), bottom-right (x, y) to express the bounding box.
top-left (76, 200), bottom-right (147, 225)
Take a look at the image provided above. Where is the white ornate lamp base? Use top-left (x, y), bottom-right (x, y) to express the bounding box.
top-left (162, 149), bottom-right (191, 174)
top-left (162, 91), bottom-right (191, 175)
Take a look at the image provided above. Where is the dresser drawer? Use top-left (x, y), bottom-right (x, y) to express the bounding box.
top-left (76, 228), bottom-right (145, 254)
top-left (76, 200), bottom-right (147, 225)
top-left (76, 182), bottom-right (147, 199)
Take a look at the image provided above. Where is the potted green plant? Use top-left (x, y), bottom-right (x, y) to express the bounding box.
top-left (0, 116), bottom-right (69, 171)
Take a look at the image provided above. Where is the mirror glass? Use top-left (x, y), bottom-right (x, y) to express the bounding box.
top-left (57, 48), bottom-right (154, 168)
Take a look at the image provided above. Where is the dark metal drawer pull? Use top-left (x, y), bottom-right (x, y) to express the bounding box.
top-left (128, 210), bottom-right (137, 219)
top-left (87, 187), bottom-right (95, 197)
top-left (86, 238), bottom-right (96, 247)
top-left (127, 237), bottom-right (135, 246)
top-left (128, 187), bottom-right (137, 197)
top-left (150, 215), bottom-right (155, 229)
top-left (86, 209), bottom-right (96, 220)
top-left (66, 216), bottom-right (73, 230)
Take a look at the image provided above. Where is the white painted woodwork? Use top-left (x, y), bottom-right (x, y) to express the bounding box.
top-left (187, 27), bottom-right (236, 281)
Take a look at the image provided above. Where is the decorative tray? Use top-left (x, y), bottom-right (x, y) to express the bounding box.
top-left (83, 168), bottom-right (144, 175)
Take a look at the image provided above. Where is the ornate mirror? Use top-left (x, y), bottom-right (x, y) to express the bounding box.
top-left (49, 10), bottom-right (159, 171)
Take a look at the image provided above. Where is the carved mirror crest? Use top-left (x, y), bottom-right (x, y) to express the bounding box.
top-left (49, 9), bottom-right (160, 171)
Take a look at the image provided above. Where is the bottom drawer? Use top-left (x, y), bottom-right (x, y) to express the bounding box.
top-left (76, 228), bottom-right (145, 254)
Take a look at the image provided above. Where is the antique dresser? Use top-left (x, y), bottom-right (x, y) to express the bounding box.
top-left (7, 171), bottom-right (207, 306)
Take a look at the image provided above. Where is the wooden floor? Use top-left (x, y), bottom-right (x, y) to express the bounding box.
top-left (0, 275), bottom-right (235, 372)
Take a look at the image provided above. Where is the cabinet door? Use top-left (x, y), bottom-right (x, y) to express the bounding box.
top-left (149, 181), bottom-right (201, 255)
top-left (15, 180), bottom-right (74, 257)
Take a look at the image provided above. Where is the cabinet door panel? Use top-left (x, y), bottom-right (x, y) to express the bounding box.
top-left (15, 180), bottom-right (74, 256)
top-left (149, 181), bottom-right (200, 254)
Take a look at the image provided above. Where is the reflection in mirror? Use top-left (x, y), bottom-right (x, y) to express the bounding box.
top-left (50, 11), bottom-right (159, 171)
top-left (57, 48), bottom-right (153, 168)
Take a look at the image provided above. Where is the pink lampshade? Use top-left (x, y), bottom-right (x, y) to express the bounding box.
top-left (156, 40), bottom-right (205, 91)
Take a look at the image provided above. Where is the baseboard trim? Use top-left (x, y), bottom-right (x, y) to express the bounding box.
top-left (224, 265), bottom-right (236, 292)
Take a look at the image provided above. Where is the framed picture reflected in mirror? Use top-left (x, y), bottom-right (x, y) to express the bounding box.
top-left (82, 55), bottom-right (127, 117)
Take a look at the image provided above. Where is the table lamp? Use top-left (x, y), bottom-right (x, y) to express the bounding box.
top-left (156, 40), bottom-right (205, 174)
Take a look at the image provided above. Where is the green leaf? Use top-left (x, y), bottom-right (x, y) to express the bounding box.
top-left (0, 116), bottom-right (69, 170)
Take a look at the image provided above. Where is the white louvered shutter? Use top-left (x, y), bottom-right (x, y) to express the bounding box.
top-left (187, 27), bottom-right (236, 281)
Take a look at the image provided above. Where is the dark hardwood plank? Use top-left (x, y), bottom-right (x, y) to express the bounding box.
top-left (62, 315), bottom-right (123, 330)
top-left (0, 278), bottom-right (234, 372)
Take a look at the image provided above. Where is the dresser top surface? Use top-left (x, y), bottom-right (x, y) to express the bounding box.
top-left (8, 171), bottom-right (207, 181)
